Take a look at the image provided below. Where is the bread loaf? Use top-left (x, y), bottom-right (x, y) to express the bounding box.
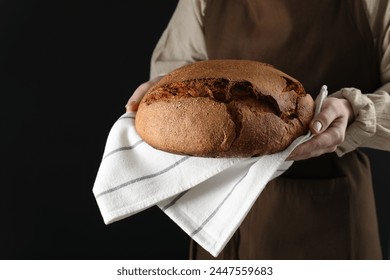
top-left (135, 59), bottom-right (315, 157)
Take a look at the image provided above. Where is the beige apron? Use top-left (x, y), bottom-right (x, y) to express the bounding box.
top-left (190, 0), bottom-right (382, 259)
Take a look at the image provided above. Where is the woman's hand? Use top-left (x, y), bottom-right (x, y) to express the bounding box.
top-left (287, 97), bottom-right (354, 161)
top-left (125, 75), bottom-right (164, 112)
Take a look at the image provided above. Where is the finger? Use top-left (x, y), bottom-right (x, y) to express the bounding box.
top-left (287, 140), bottom-right (336, 161)
top-left (310, 97), bottom-right (342, 135)
top-left (125, 101), bottom-right (139, 112)
top-left (288, 124), bottom-right (345, 161)
top-left (125, 83), bottom-right (150, 112)
top-left (125, 75), bottom-right (164, 112)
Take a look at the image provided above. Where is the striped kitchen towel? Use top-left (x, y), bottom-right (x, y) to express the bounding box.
top-left (92, 86), bottom-right (328, 257)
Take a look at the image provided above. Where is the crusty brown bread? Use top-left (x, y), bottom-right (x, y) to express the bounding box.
top-left (135, 59), bottom-right (315, 157)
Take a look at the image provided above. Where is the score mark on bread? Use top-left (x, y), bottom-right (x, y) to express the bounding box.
top-left (135, 59), bottom-right (315, 157)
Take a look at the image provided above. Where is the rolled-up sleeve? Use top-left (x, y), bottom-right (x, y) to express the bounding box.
top-left (332, 86), bottom-right (390, 156)
top-left (150, 0), bottom-right (208, 79)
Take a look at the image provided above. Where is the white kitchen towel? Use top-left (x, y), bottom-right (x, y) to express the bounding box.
top-left (93, 85), bottom-right (328, 257)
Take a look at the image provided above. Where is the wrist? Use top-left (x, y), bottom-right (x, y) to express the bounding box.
top-left (339, 98), bottom-right (354, 125)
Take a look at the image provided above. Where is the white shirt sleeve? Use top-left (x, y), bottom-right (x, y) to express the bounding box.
top-left (150, 0), bottom-right (208, 79)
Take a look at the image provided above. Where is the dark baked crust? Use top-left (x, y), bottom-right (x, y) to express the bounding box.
top-left (135, 59), bottom-right (315, 157)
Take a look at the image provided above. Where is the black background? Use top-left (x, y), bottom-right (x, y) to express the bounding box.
top-left (0, 0), bottom-right (389, 260)
top-left (1, 0), bottom-right (189, 259)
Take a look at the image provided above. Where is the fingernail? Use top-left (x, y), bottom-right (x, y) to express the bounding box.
top-left (313, 121), bottom-right (322, 133)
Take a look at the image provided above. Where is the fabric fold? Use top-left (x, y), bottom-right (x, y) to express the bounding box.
top-left (92, 85), bottom-right (328, 256)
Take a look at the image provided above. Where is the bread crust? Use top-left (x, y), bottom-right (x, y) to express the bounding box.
top-left (135, 59), bottom-right (315, 157)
